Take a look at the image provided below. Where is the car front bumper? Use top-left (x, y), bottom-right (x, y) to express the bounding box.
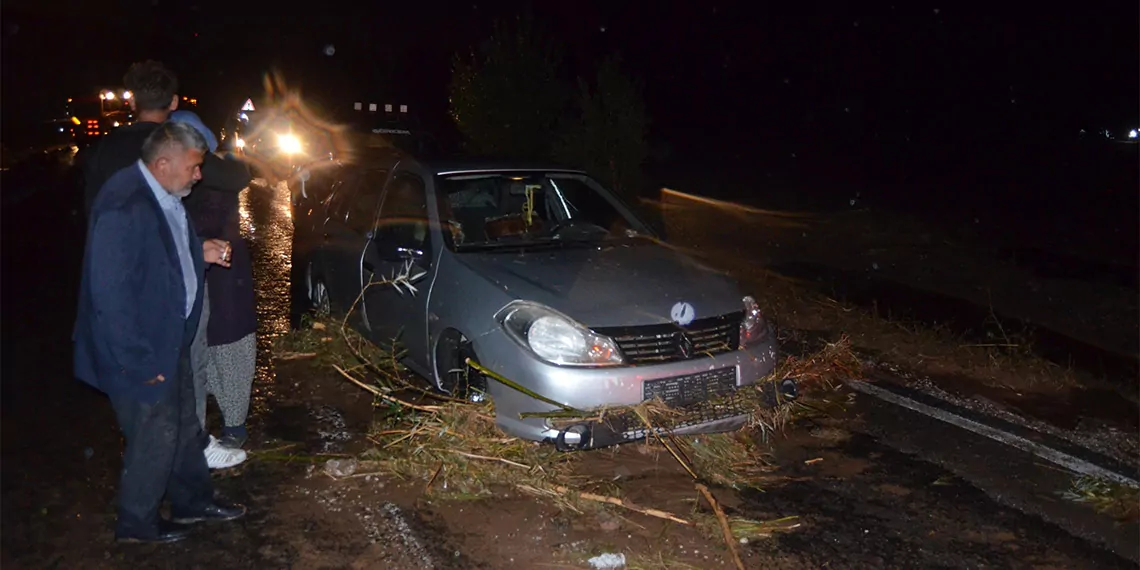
top-left (477, 326), bottom-right (781, 449)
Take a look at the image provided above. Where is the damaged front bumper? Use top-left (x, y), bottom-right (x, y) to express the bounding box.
top-left (479, 327), bottom-right (783, 449)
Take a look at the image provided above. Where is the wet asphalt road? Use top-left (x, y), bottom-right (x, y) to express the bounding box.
top-left (1, 157), bottom-right (1137, 568)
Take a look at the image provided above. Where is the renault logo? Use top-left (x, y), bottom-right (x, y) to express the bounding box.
top-left (675, 332), bottom-right (694, 359)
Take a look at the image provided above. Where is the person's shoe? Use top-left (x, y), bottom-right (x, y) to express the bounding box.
top-left (205, 435), bottom-right (247, 469)
top-left (220, 426), bottom-right (248, 449)
top-left (115, 520), bottom-right (193, 544)
top-left (171, 501), bottom-right (247, 524)
top-left (218, 434), bottom-right (245, 449)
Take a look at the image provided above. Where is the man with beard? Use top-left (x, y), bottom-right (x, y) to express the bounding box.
top-left (73, 122), bottom-right (246, 543)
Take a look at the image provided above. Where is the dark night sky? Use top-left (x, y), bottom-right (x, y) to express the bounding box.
top-left (3, 0), bottom-right (1137, 153)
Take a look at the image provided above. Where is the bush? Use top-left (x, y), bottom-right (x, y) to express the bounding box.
top-left (554, 55), bottom-right (649, 202)
top-left (447, 16), bottom-right (568, 161)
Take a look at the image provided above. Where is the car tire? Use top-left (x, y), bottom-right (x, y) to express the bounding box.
top-left (310, 273), bottom-right (331, 317)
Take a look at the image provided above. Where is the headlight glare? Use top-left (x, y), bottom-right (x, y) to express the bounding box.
top-left (277, 133), bottom-right (302, 154)
top-left (497, 301), bottom-right (624, 367)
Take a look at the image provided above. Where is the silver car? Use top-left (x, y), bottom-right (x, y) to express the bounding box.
top-left (297, 150), bottom-right (780, 450)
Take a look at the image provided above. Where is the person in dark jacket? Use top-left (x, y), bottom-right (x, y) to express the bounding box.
top-left (80, 61), bottom-right (180, 219)
top-left (171, 111), bottom-right (258, 451)
top-left (73, 122), bottom-right (246, 543)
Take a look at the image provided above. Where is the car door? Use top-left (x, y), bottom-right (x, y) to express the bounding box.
top-left (318, 168), bottom-right (373, 315)
top-left (361, 167), bottom-right (433, 360)
top-left (306, 168), bottom-right (354, 304)
top-left (292, 162), bottom-right (339, 263)
top-left (293, 160), bottom-right (340, 240)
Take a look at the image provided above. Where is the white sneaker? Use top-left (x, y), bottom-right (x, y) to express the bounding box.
top-left (205, 435), bottom-right (247, 469)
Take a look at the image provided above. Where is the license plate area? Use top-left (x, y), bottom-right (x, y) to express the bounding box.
top-left (643, 367), bottom-right (738, 408)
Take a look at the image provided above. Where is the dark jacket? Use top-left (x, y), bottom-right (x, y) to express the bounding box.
top-left (80, 122), bottom-right (161, 218)
top-left (73, 163), bottom-right (206, 403)
top-left (183, 152), bottom-right (257, 346)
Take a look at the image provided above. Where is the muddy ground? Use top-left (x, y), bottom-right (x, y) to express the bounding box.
top-left (2, 158), bottom-right (1138, 569)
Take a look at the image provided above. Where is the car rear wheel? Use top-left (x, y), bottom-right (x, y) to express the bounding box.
top-left (309, 268), bottom-right (331, 317)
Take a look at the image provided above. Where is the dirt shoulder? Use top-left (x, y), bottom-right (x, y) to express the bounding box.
top-left (652, 192), bottom-right (1139, 468)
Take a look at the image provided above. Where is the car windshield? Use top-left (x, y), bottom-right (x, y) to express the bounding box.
top-left (436, 171), bottom-right (650, 251)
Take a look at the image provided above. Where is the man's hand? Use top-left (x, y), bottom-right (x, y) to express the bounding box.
top-left (203, 239), bottom-right (232, 268)
top-left (143, 374), bottom-right (166, 385)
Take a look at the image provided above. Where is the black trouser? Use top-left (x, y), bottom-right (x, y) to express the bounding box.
top-left (109, 351), bottom-right (213, 538)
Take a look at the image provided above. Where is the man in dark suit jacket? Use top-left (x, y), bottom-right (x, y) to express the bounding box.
top-left (73, 121), bottom-right (246, 544)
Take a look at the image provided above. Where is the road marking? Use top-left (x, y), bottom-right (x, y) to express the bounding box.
top-left (846, 379), bottom-right (1140, 488)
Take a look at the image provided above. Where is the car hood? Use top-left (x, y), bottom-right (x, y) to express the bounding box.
top-left (454, 241), bottom-right (744, 328)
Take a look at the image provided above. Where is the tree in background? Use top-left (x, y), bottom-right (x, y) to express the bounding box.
top-left (448, 16), bottom-right (568, 161)
top-left (554, 54), bottom-right (649, 201)
top-left (448, 22), bottom-right (650, 205)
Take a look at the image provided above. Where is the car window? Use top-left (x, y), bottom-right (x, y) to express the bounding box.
top-left (435, 171), bottom-right (648, 250)
top-left (376, 172), bottom-right (430, 251)
top-left (550, 175), bottom-right (628, 233)
top-left (345, 169), bottom-right (388, 235)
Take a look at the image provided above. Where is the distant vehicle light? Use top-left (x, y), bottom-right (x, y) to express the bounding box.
top-left (1129, 129), bottom-right (1138, 140)
top-left (113, 121), bottom-right (120, 127)
top-left (277, 133), bottom-right (302, 154)
top-left (236, 137), bottom-right (246, 149)
top-left (122, 91), bottom-right (132, 100)
top-left (104, 91), bottom-right (115, 100)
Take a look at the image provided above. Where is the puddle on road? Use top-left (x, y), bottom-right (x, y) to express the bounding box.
top-left (770, 261), bottom-right (1139, 383)
top-left (260, 402), bottom-right (359, 453)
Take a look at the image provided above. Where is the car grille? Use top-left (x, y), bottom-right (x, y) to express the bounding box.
top-left (594, 312), bottom-right (743, 365)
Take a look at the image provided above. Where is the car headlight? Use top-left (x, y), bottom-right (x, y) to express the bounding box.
top-left (277, 133), bottom-right (302, 154)
top-left (496, 301), bottom-right (625, 367)
top-left (739, 295), bottom-right (769, 347)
